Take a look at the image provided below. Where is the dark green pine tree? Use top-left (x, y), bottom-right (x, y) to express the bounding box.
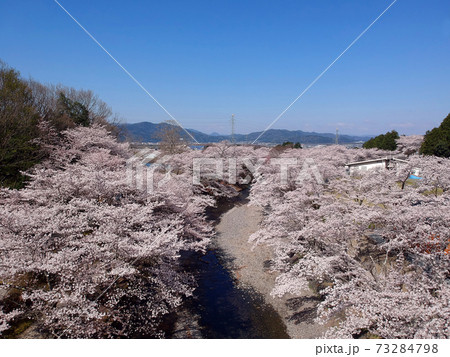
top-left (420, 114), bottom-right (450, 158)
top-left (363, 130), bottom-right (399, 151)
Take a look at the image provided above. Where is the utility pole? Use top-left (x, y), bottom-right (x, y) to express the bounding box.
top-left (335, 128), bottom-right (339, 145)
top-left (231, 114), bottom-right (235, 144)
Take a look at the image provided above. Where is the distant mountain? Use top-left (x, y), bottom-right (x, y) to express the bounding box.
top-left (231, 129), bottom-right (370, 145)
top-left (121, 122), bottom-right (371, 145)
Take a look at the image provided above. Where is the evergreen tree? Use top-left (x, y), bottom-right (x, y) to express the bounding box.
top-left (0, 62), bottom-right (41, 188)
top-left (363, 130), bottom-right (399, 151)
top-left (420, 114), bottom-right (450, 158)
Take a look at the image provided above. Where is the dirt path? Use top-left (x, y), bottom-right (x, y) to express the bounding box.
top-left (215, 203), bottom-right (331, 339)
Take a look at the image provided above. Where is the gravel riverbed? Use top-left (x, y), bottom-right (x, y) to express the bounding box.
top-left (215, 202), bottom-right (332, 339)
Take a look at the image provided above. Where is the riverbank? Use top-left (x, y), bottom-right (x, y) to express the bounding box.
top-left (215, 203), bottom-right (332, 338)
top-left (11, 193), bottom-right (326, 339)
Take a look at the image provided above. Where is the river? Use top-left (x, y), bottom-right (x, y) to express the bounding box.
top-left (165, 190), bottom-right (289, 339)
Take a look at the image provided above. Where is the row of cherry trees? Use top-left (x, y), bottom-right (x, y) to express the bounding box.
top-left (0, 133), bottom-right (273, 337)
top-left (151, 140), bottom-right (449, 338)
top-left (2, 131), bottom-right (448, 338)
top-left (248, 145), bottom-right (450, 338)
top-left (0, 124), bottom-right (214, 337)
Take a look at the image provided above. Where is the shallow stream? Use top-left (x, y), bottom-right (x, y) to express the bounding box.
top-left (166, 190), bottom-right (289, 339)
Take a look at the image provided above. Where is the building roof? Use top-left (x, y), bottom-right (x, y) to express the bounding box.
top-left (345, 156), bottom-right (408, 167)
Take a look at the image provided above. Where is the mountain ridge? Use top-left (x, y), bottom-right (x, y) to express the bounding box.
top-left (121, 121), bottom-right (372, 145)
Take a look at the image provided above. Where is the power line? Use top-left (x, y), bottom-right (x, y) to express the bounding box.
top-left (252, 0), bottom-right (399, 144)
top-left (53, 0), bottom-right (199, 144)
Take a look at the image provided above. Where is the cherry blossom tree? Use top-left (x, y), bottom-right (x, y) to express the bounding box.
top-left (248, 145), bottom-right (450, 338)
top-left (0, 124), bottom-right (212, 337)
top-left (396, 135), bottom-right (424, 156)
top-left (2, 130), bottom-right (448, 339)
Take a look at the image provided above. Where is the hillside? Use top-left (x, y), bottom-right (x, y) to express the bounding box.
top-left (121, 122), bottom-right (371, 145)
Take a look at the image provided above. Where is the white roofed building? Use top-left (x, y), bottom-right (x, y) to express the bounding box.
top-left (345, 157), bottom-right (408, 175)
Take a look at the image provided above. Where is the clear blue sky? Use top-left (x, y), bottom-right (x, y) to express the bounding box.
top-left (1, 0), bottom-right (449, 136)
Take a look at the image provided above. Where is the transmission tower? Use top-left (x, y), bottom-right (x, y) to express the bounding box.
top-left (335, 128), bottom-right (339, 145)
top-left (231, 114), bottom-right (235, 144)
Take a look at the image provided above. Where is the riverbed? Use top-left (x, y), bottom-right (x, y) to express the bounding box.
top-left (168, 192), bottom-right (330, 338)
top-left (215, 203), bottom-right (331, 338)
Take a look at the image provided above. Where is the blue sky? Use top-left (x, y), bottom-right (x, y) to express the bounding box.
top-left (1, 0), bottom-right (449, 136)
